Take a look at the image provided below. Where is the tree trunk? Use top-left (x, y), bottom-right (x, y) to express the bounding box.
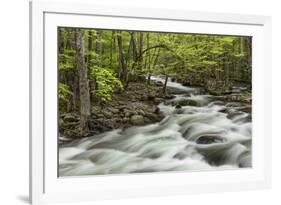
top-left (163, 74), bottom-right (169, 94)
top-left (75, 29), bottom-right (91, 137)
top-left (147, 73), bottom-right (151, 84)
top-left (126, 34), bottom-right (133, 66)
top-left (147, 45), bottom-right (156, 72)
top-left (224, 58), bottom-right (230, 85)
top-left (117, 31), bottom-right (127, 83)
top-left (110, 31), bottom-right (115, 69)
top-left (144, 33), bottom-right (149, 72)
top-left (130, 32), bottom-right (138, 62)
top-left (66, 29), bottom-right (75, 50)
top-left (246, 37), bottom-right (252, 82)
top-left (72, 74), bottom-right (79, 111)
top-left (87, 30), bottom-right (97, 101)
top-left (124, 32), bottom-right (138, 83)
top-left (138, 32), bottom-right (143, 70)
top-left (96, 30), bottom-right (103, 66)
top-left (145, 33), bottom-right (150, 84)
top-left (58, 29), bottom-right (64, 53)
top-left (239, 37), bottom-right (245, 80)
top-left (87, 30), bottom-right (92, 68)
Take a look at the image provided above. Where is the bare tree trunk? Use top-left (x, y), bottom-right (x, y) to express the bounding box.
top-left (96, 30), bottom-right (103, 66)
top-left (246, 37), bottom-right (252, 82)
top-left (110, 31), bottom-right (115, 69)
top-left (224, 58), bottom-right (230, 85)
top-left (87, 30), bottom-right (92, 68)
top-left (239, 37), bottom-right (245, 80)
top-left (147, 73), bottom-right (151, 84)
top-left (72, 73), bottom-right (79, 112)
top-left (130, 32), bottom-right (138, 62)
top-left (117, 31), bottom-right (127, 83)
top-left (124, 32), bottom-right (138, 84)
top-left (152, 48), bottom-right (160, 70)
top-left (163, 74), bottom-right (169, 94)
top-left (138, 32), bottom-right (143, 70)
top-left (145, 33), bottom-right (150, 84)
top-left (75, 29), bottom-right (90, 137)
top-left (147, 45), bottom-right (156, 71)
top-left (144, 33), bottom-right (149, 71)
top-left (72, 31), bottom-right (79, 111)
top-left (58, 29), bottom-right (64, 53)
top-left (126, 34), bottom-right (133, 67)
top-left (87, 30), bottom-right (96, 101)
top-left (66, 29), bottom-right (75, 50)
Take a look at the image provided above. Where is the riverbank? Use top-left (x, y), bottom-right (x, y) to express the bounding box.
top-left (59, 75), bottom-right (252, 143)
top-left (176, 75), bottom-right (252, 112)
top-left (59, 80), bottom-right (174, 140)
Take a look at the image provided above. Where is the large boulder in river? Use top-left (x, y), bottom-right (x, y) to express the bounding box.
top-left (175, 104), bottom-right (182, 109)
top-left (130, 115), bottom-right (145, 125)
top-left (196, 135), bottom-right (225, 144)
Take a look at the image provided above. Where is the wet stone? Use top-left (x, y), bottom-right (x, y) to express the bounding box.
top-left (196, 135), bottom-right (224, 144)
top-left (130, 115), bottom-right (145, 125)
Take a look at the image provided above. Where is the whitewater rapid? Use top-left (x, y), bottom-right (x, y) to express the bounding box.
top-left (59, 76), bottom-right (251, 176)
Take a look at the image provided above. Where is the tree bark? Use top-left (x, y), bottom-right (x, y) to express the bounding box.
top-left (224, 56), bottom-right (230, 85)
top-left (144, 33), bottom-right (150, 72)
top-left (87, 30), bottom-right (97, 101)
top-left (145, 33), bottom-right (151, 84)
top-left (68, 29), bottom-right (79, 112)
top-left (138, 32), bottom-right (143, 70)
top-left (239, 37), bottom-right (245, 80)
top-left (130, 32), bottom-right (138, 62)
top-left (75, 29), bottom-right (91, 137)
top-left (96, 30), bottom-right (103, 66)
top-left (246, 37), bottom-right (252, 82)
top-left (117, 31), bottom-right (127, 83)
top-left (163, 74), bottom-right (169, 94)
top-left (58, 29), bottom-right (64, 53)
top-left (126, 34), bottom-right (133, 66)
top-left (110, 31), bottom-right (115, 69)
top-left (72, 74), bottom-right (79, 112)
top-left (87, 30), bottom-right (93, 68)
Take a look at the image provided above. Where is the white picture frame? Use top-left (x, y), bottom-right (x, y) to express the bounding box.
top-left (29, 0), bottom-right (272, 204)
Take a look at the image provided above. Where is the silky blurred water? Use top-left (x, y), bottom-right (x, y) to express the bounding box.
top-left (59, 75), bottom-right (251, 176)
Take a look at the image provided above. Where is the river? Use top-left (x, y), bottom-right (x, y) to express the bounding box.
top-left (59, 75), bottom-right (252, 176)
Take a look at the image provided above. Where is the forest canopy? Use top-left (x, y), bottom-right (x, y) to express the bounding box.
top-left (58, 27), bottom-right (252, 137)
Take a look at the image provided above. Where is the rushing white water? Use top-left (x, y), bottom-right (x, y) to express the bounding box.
top-left (150, 75), bottom-right (195, 92)
top-left (59, 75), bottom-right (252, 176)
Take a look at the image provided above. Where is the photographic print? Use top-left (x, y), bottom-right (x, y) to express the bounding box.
top-left (58, 28), bottom-right (252, 177)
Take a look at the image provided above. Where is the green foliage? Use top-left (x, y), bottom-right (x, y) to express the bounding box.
top-left (90, 66), bottom-right (124, 102)
top-left (58, 83), bottom-right (72, 102)
top-left (58, 83), bottom-right (73, 112)
top-left (59, 50), bottom-right (76, 71)
top-left (58, 27), bottom-right (251, 111)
